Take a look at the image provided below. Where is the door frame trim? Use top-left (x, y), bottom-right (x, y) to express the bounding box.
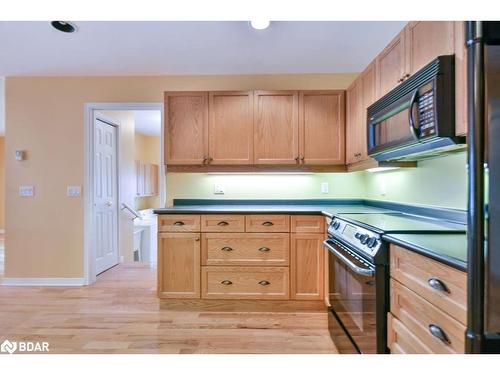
top-left (84, 103), bottom-right (164, 285)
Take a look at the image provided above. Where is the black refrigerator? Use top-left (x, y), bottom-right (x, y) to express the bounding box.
top-left (466, 21), bottom-right (500, 353)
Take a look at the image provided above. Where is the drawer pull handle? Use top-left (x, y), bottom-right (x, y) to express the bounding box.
top-left (428, 324), bottom-right (451, 344)
top-left (428, 278), bottom-right (450, 293)
top-left (217, 221), bottom-right (229, 226)
top-left (258, 247), bottom-right (271, 252)
top-left (221, 246), bottom-right (233, 252)
top-left (262, 221), bottom-right (274, 226)
top-left (258, 280), bottom-right (271, 286)
top-left (221, 280), bottom-right (233, 286)
top-left (173, 221), bottom-right (185, 226)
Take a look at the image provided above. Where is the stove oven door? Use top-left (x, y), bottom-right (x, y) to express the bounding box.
top-left (324, 238), bottom-right (377, 354)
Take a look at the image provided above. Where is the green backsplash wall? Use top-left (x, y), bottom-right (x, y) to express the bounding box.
top-left (166, 172), bottom-right (367, 206)
top-left (166, 152), bottom-right (467, 209)
top-left (363, 151), bottom-right (467, 209)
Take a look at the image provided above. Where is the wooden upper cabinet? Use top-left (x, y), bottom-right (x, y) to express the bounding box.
top-left (164, 91), bottom-right (208, 165)
top-left (254, 90), bottom-right (299, 164)
top-left (376, 29), bottom-right (406, 99)
top-left (454, 21), bottom-right (468, 137)
top-left (359, 63), bottom-right (377, 161)
top-left (405, 21), bottom-right (455, 76)
top-left (346, 80), bottom-right (362, 164)
top-left (208, 91), bottom-right (254, 165)
top-left (299, 91), bottom-right (345, 165)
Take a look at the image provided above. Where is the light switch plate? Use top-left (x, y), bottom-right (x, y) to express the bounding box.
top-left (214, 183), bottom-right (225, 195)
top-left (19, 185), bottom-right (34, 197)
top-left (321, 182), bottom-right (329, 194)
top-left (67, 186), bottom-right (82, 197)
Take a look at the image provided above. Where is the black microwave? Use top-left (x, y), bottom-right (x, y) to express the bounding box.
top-left (367, 55), bottom-right (465, 162)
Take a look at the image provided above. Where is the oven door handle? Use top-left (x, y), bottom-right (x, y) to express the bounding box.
top-left (408, 89), bottom-right (420, 140)
top-left (323, 240), bottom-right (375, 277)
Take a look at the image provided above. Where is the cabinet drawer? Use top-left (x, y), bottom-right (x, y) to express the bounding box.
top-left (158, 215), bottom-right (200, 232)
top-left (245, 215), bottom-right (290, 232)
top-left (201, 233), bottom-right (289, 266)
top-left (390, 245), bottom-right (467, 324)
top-left (290, 215), bottom-right (325, 233)
top-left (201, 266), bottom-right (289, 299)
top-left (388, 313), bottom-right (433, 354)
top-left (201, 215), bottom-right (245, 232)
top-left (391, 279), bottom-right (465, 353)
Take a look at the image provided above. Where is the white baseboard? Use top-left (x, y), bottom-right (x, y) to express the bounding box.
top-left (0, 278), bottom-right (86, 286)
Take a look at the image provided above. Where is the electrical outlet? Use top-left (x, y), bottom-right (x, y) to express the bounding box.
top-left (214, 183), bottom-right (225, 195)
top-left (19, 185), bottom-right (34, 197)
top-left (67, 186), bottom-right (82, 197)
top-left (321, 182), bottom-right (329, 194)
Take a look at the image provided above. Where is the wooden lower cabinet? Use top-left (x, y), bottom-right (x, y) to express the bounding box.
top-left (388, 244), bottom-right (466, 354)
top-left (290, 233), bottom-right (325, 301)
top-left (157, 232), bottom-right (201, 298)
top-left (201, 266), bottom-right (289, 299)
top-left (158, 214), bottom-right (326, 305)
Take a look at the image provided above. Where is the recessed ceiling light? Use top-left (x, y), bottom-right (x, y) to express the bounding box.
top-left (50, 21), bottom-right (76, 33)
top-left (250, 20), bottom-right (270, 30)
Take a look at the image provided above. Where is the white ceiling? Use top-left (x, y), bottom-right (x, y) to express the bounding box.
top-left (134, 110), bottom-right (161, 136)
top-left (0, 21), bottom-right (406, 76)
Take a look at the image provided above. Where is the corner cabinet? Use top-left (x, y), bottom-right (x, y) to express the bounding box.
top-left (253, 90), bottom-right (299, 165)
top-left (164, 91), bottom-right (208, 165)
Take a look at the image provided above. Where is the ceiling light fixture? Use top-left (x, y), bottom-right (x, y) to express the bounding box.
top-left (250, 20), bottom-right (271, 30)
top-left (50, 21), bottom-right (76, 33)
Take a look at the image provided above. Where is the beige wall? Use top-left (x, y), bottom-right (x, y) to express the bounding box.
top-left (134, 133), bottom-right (161, 210)
top-left (5, 73), bottom-right (357, 278)
top-left (0, 137), bottom-right (4, 229)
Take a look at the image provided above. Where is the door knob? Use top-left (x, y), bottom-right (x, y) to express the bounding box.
top-left (105, 201), bottom-right (113, 207)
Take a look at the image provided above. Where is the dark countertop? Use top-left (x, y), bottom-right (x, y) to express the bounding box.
top-left (383, 233), bottom-right (467, 271)
top-left (154, 199), bottom-right (468, 271)
top-left (154, 204), bottom-right (394, 217)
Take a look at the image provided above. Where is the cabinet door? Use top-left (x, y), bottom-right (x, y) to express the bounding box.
top-left (454, 21), bottom-right (467, 136)
top-left (164, 91), bottom-right (208, 165)
top-left (254, 90), bottom-right (299, 164)
top-left (376, 30), bottom-right (406, 99)
top-left (346, 80), bottom-right (362, 164)
top-left (208, 91), bottom-right (254, 164)
top-left (359, 63), bottom-right (377, 161)
top-left (405, 21), bottom-right (455, 76)
top-left (290, 233), bottom-right (325, 300)
top-left (158, 232), bottom-right (201, 298)
top-left (299, 91), bottom-right (345, 165)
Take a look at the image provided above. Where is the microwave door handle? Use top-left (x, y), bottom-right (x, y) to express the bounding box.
top-left (408, 89), bottom-right (420, 140)
top-left (323, 240), bottom-right (375, 277)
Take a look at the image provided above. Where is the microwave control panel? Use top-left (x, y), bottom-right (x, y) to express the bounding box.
top-left (417, 83), bottom-right (436, 137)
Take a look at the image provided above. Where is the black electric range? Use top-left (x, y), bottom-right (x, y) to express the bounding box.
top-left (324, 212), bottom-right (466, 354)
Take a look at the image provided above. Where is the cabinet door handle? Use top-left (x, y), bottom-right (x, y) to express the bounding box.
top-left (428, 324), bottom-right (451, 344)
top-left (195, 237), bottom-right (200, 242)
top-left (173, 221), bottom-right (185, 226)
top-left (295, 156), bottom-right (300, 162)
top-left (221, 246), bottom-right (233, 252)
top-left (258, 247), bottom-right (271, 252)
top-left (208, 157), bottom-right (213, 163)
top-left (203, 157), bottom-right (208, 164)
top-left (221, 280), bottom-right (233, 286)
top-left (258, 280), bottom-right (271, 286)
top-left (300, 156), bottom-right (305, 162)
top-left (403, 73), bottom-right (410, 80)
top-left (262, 221), bottom-right (274, 226)
top-left (428, 278), bottom-right (450, 293)
top-left (217, 221), bottom-right (229, 226)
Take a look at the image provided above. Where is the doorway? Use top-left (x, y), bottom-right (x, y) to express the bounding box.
top-left (85, 103), bottom-right (164, 285)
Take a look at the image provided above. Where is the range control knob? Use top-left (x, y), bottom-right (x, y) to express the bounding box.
top-left (359, 234), bottom-right (369, 244)
top-left (367, 237), bottom-right (378, 248)
top-left (355, 232), bottom-right (361, 239)
top-left (333, 220), bottom-right (341, 230)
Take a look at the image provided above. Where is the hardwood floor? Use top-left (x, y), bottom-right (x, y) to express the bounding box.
top-left (0, 263), bottom-right (338, 354)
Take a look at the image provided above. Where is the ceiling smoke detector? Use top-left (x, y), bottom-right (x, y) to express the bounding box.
top-left (50, 21), bottom-right (77, 33)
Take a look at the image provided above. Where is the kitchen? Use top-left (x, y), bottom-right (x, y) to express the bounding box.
top-left (0, 4), bottom-right (499, 369)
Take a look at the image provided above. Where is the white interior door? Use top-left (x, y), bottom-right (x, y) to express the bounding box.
top-left (94, 117), bottom-right (119, 274)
